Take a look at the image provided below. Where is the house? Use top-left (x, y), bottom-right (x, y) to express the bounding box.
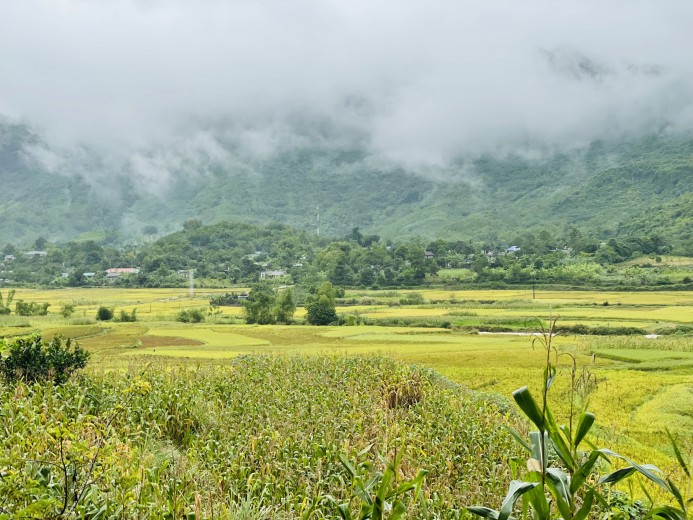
top-left (506, 246), bottom-right (521, 253)
top-left (424, 251), bottom-right (436, 259)
top-left (105, 267), bottom-right (140, 280)
top-left (83, 272), bottom-right (96, 278)
top-left (260, 269), bottom-right (287, 280)
top-left (3, 255), bottom-right (15, 262)
top-left (25, 251), bottom-right (47, 259)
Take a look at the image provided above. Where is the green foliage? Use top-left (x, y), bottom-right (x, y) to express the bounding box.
top-left (0, 334), bottom-right (90, 385)
top-left (274, 288), bottom-right (296, 325)
top-left (0, 356), bottom-right (520, 517)
top-left (175, 308), bottom-right (205, 323)
top-left (468, 318), bottom-right (690, 520)
top-left (243, 282), bottom-right (278, 324)
top-left (95, 306), bottom-right (113, 321)
top-left (0, 288), bottom-right (16, 314)
top-left (209, 291), bottom-right (245, 306)
top-left (555, 324), bottom-right (646, 336)
top-left (331, 452), bottom-right (428, 519)
top-left (14, 300), bottom-right (50, 316)
top-left (306, 281), bottom-right (338, 325)
top-left (60, 303), bottom-right (75, 318)
top-left (116, 308), bottom-right (137, 322)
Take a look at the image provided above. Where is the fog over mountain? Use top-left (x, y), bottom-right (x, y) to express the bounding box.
top-left (2, 1), bottom-right (692, 170)
top-left (1, 1), bottom-right (692, 246)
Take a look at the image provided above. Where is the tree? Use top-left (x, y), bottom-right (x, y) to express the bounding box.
top-left (0, 334), bottom-right (90, 385)
top-left (2, 243), bottom-right (17, 256)
top-left (33, 236), bottom-right (48, 250)
top-left (96, 306), bottom-right (114, 321)
top-left (0, 289), bottom-right (15, 315)
top-left (306, 281), bottom-right (337, 325)
top-left (274, 288), bottom-right (296, 324)
top-left (243, 282), bottom-right (277, 324)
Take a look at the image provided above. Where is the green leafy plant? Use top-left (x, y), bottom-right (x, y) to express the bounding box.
top-left (176, 308), bottom-right (205, 323)
top-left (0, 288), bottom-right (15, 315)
top-left (467, 318), bottom-right (689, 520)
top-left (331, 451), bottom-right (428, 519)
top-left (95, 306), bottom-right (114, 321)
top-left (116, 308), bottom-right (137, 322)
top-left (15, 300), bottom-right (50, 316)
top-left (0, 334), bottom-right (90, 385)
top-left (60, 303), bottom-right (75, 318)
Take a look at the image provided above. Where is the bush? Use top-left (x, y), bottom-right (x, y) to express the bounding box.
top-left (306, 301), bottom-right (337, 325)
top-left (116, 308), bottom-right (137, 322)
top-left (96, 306), bottom-right (114, 321)
top-left (60, 303), bottom-right (75, 318)
top-left (0, 334), bottom-right (90, 384)
top-left (556, 324), bottom-right (645, 336)
top-left (176, 308), bottom-right (205, 323)
top-left (15, 301), bottom-right (50, 316)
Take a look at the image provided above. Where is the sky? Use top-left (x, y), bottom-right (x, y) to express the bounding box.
top-left (1, 0), bottom-right (692, 168)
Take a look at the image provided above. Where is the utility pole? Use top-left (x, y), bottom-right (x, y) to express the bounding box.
top-left (317, 205), bottom-right (320, 237)
top-left (188, 269), bottom-right (195, 298)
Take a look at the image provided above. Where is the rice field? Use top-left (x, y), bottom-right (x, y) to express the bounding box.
top-left (1, 286), bottom-right (692, 486)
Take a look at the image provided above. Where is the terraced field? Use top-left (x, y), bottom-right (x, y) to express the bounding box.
top-left (1, 287), bottom-right (692, 477)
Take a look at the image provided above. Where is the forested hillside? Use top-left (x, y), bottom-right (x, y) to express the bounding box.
top-left (2, 116), bottom-right (692, 252)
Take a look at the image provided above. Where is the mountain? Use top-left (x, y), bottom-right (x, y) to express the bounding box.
top-left (1, 117), bottom-right (692, 253)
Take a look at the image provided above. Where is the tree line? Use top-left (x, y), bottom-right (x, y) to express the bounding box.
top-left (0, 219), bottom-right (681, 290)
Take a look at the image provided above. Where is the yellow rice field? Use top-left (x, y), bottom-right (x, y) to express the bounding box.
top-left (1, 286), bottom-right (692, 475)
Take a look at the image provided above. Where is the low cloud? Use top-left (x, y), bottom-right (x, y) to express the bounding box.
top-left (2, 0), bottom-right (692, 172)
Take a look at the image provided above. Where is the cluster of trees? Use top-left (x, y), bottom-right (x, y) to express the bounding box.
top-left (0, 220), bottom-right (681, 290)
top-left (243, 282), bottom-right (296, 325)
top-left (0, 289), bottom-right (51, 316)
top-left (240, 281), bottom-right (337, 325)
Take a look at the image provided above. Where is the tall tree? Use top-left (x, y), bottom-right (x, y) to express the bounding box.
top-left (243, 282), bottom-right (277, 324)
top-left (305, 281), bottom-right (337, 325)
top-left (274, 288), bottom-right (296, 324)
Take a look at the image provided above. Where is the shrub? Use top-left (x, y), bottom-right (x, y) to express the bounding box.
top-left (96, 306), bottom-right (114, 321)
top-left (117, 308), bottom-right (137, 322)
top-left (306, 301), bottom-right (337, 325)
top-left (209, 292), bottom-right (244, 306)
top-left (176, 308), bottom-right (205, 323)
top-left (15, 300), bottom-right (50, 316)
top-left (60, 303), bottom-right (75, 318)
top-left (0, 334), bottom-right (90, 384)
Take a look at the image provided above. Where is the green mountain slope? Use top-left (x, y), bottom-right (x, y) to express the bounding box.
top-left (2, 116), bottom-right (692, 252)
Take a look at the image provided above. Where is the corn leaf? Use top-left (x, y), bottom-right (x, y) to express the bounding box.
top-left (647, 505), bottom-right (687, 520)
top-left (499, 480), bottom-right (538, 520)
top-left (573, 412), bottom-right (595, 449)
top-left (466, 506), bottom-right (502, 519)
top-left (503, 425), bottom-right (531, 453)
top-left (545, 468), bottom-right (571, 519)
top-left (665, 428), bottom-right (690, 478)
top-left (512, 387), bottom-right (544, 431)
top-left (598, 449), bottom-right (670, 493)
top-left (573, 489), bottom-right (594, 520)
top-left (570, 450), bottom-right (600, 494)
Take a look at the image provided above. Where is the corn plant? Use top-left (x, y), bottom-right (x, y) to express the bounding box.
top-left (467, 318), bottom-right (689, 520)
top-left (330, 451), bottom-right (428, 519)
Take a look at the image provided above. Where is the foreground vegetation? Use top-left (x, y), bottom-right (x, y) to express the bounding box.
top-left (1, 356), bottom-right (522, 518)
top-left (1, 286), bottom-right (691, 517)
